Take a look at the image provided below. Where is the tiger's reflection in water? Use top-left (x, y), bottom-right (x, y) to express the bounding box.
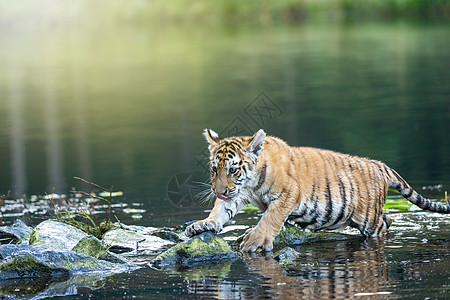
top-left (240, 237), bottom-right (392, 299)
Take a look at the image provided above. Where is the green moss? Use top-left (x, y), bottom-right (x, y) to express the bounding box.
top-left (0, 254), bottom-right (53, 274)
top-left (152, 232), bottom-right (238, 268)
top-left (28, 228), bottom-right (45, 247)
top-left (279, 258), bottom-right (293, 267)
top-left (71, 236), bottom-right (105, 258)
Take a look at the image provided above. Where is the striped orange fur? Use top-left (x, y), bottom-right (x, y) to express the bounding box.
top-left (185, 129), bottom-right (450, 252)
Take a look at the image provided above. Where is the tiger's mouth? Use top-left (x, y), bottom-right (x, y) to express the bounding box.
top-left (216, 191), bottom-right (239, 200)
top-left (216, 193), bottom-right (229, 200)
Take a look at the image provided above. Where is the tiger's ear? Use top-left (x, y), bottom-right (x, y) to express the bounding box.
top-left (203, 129), bottom-right (220, 146)
top-left (247, 129), bottom-right (266, 158)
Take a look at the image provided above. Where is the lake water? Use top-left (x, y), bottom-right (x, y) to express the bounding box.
top-left (0, 19), bottom-right (449, 299)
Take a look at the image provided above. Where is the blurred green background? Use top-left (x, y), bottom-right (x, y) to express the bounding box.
top-left (0, 1), bottom-right (449, 217)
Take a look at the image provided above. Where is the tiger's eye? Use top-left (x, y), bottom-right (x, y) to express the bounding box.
top-left (229, 167), bottom-right (237, 174)
top-left (211, 166), bottom-right (217, 173)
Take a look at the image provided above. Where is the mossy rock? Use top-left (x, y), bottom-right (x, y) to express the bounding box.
top-left (71, 236), bottom-right (126, 264)
top-left (29, 220), bottom-right (88, 251)
top-left (151, 231), bottom-right (238, 268)
top-left (273, 247), bottom-right (299, 266)
top-left (0, 245), bottom-right (134, 280)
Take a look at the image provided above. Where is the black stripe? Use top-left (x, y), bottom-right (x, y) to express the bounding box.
top-left (296, 203), bottom-right (308, 218)
top-left (415, 193), bottom-right (422, 205)
top-left (255, 164), bottom-right (267, 191)
top-left (422, 197), bottom-right (431, 210)
top-left (393, 182), bottom-right (401, 190)
top-left (225, 208), bottom-right (233, 221)
top-left (403, 189), bottom-right (413, 198)
top-left (319, 180), bottom-right (333, 228)
top-left (360, 171), bottom-right (371, 235)
top-left (332, 179), bottom-right (347, 226)
top-left (299, 188), bottom-right (319, 228)
top-left (375, 219), bottom-right (385, 235)
top-left (369, 165), bottom-right (380, 231)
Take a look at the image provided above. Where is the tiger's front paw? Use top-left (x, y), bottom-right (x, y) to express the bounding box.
top-left (185, 218), bottom-right (223, 237)
top-left (239, 227), bottom-right (274, 252)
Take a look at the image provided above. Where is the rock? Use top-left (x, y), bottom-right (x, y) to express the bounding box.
top-left (151, 231), bottom-right (238, 268)
top-left (273, 247), bottom-right (299, 266)
top-left (102, 227), bottom-right (173, 254)
top-left (29, 220), bottom-right (89, 250)
top-left (71, 236), bottom-right (126, 264)
top-left (0, 244), bottom-right (135, 280)
top-left (0, 220), bottom-right (32, 245)
top-left (28, 220), bottom-right (127, 263)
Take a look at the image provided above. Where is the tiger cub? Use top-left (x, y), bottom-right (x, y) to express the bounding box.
top-left (185, 129), bottom-right (450, 252)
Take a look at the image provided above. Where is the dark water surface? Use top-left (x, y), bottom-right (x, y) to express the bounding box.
top-left (0, 19), bottom-right (449, 299)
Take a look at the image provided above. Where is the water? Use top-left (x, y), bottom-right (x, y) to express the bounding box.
top-left (0, 19), bottom-right (449, 299)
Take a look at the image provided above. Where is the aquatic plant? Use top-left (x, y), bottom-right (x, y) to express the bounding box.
top-left (50, 177), bottom-right (117, 239)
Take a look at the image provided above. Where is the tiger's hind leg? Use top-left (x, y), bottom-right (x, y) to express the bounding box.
top-left (383, 214), bottom-right (392, 231)
top-left (370, 214), bottom-right (392, 236)
top-left (351, 214), bottom-right (391, 237)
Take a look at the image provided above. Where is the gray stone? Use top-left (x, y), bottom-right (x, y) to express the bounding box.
top-left (273, 247), bottom-right (299, 265)
top-left (0, 244), bottom-right (135, 280)
top-left (102, 227), bottom-right (173, 254)
top-left (0, 220), bottom-right (32, 245)
top-left (29, 220), bottom-right (88, 251)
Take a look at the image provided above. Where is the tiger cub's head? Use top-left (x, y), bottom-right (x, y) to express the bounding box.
top-left (203, 129), bottom-right (266, 200)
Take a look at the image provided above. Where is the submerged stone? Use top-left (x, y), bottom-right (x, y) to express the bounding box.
top-left (151, 231), bottom-right (238, 268)
top-left (273, 247), bottom-right (299, 266)
top-left (0, 220), bottom-right (32, 245)
top-left (0, 244), bottom-right (134, 280)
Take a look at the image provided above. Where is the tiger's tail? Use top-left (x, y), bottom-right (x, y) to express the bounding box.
top-left (387, 167), bottom-right (450, 214)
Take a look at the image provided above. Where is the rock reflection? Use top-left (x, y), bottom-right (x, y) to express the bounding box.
top-left (242, 237), bottom-right (392, 299)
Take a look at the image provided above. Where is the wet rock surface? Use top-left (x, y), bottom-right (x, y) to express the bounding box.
top-left (0, 220), bottom-right (32, 245)
top-left (72, 236), bottom-right (126, 264)
top-left (0, 244), bottom-right (135, 280)
top-left (273, 247), bottom-right (299, 265)
top-left (102, 226), bottom-right (174, 254)
top-left (29, 220), bottom-right (89, 250)
top-left (152, 231), bottom-right (238, 268)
